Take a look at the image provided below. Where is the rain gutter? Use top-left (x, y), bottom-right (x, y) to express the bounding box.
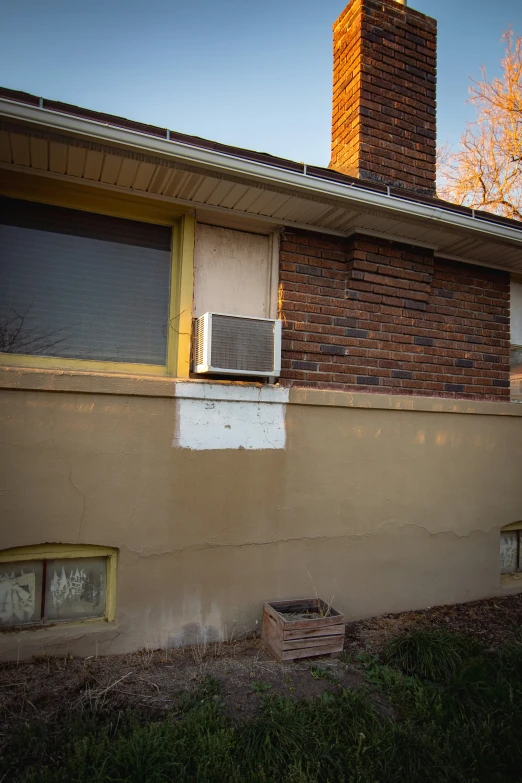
top-left (2, 97), bottom-right (522, 248)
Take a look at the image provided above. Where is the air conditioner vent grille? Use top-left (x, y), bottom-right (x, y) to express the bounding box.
top-left (195, 317), bottom-right (206, 367)
top-left (210, 315), bottom-right (275, 372)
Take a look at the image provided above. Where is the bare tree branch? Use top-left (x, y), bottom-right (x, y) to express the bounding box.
top-left (437, 29), bottom-right (522, 221)
top-left (0, 306), bottom-right (71, 356)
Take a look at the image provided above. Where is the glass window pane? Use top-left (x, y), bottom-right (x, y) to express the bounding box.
top-left (0, 560), bottom-right (43, 627)
top-left (44, 557), bottom-right (107, 622)
top-left (0, 197), bottom-right (172, 365)
top-left (511, 347), bottom-right (522, 400)
top-left (500, 531), bottom-right (518, 574)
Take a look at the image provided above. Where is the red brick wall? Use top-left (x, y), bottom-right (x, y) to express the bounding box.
top-left (330, 0), bottom-right (437, 195)
top-left (279, 230), bottom-right (510, 400)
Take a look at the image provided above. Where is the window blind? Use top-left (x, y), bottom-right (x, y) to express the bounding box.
top-left (0, 197), bottom-right (172, 364)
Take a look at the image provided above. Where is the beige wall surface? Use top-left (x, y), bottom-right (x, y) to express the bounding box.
top-left (1, 382), bottom-right (522, 660)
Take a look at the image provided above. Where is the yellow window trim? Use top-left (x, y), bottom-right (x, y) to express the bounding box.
top-left (0, 170), bottom-right (188, 225)
top-left (502, 522), bottom-right (522, 532)
top-left (0, 543), bottom-right (118, 623)
top-left (168, 214), bottom-right (195, 377)
top-left (0, 172), bottom-right (195, 379)
top-left (0, 355), bottom-right (167, 377)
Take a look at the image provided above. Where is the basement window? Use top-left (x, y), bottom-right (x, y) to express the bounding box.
top-left (0, 196), bottom-right (172, 370)
top-left (500, 525), bottom-right (522, 575)
top-left (0, 545), bottom-right (117, 629)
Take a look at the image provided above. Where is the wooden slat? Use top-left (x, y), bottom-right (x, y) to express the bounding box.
top-left (268, 599), bottom-right (341, 617)
top-left (49, 142), bottom-right (67, 174)
top-left (283, 624), bottom-right (346, 640)
top-left (0, 131), bottom-right (12, 163)
top-left (282, 635), bottom-right (344, 651)
top-left (262, 607), bottom-right (283, 662)
top-left (10, 133), bottom-right (30, 166)
top-left (269, 599), bottom-right (321, 612)
top-left (263, 618), bottom-right (281, 647)
top-left (29, 138), bottom-right (48, 170)
top-left (262, 601), bottom-right (345, 663)
top-left (263, 604), bottom-right (284, 634)
top-left (263, 606), bottom-right (280, 624)
top-left (83, 150), bottom-right (104, 181)
top-left (281, 642), bottom-right (344, 662)
top-left (266, 600), bottom-right (343, 631)
top-left (278, 615), bottom-right (344, 631)
top-left (262, 640), bottom-right (282, 663)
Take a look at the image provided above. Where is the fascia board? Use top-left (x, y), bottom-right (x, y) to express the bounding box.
top-left (2, 98), bottom-right (522, 250)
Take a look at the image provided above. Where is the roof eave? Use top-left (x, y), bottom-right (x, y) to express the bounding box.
top-left (1, 96), bottom-right (522, 255)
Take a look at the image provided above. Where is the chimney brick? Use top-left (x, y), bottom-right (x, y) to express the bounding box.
top-left (330, 0), bottom-right (437, 195)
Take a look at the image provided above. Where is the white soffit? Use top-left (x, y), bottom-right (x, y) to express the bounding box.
top-left (1, 98), bottom-right (522, 272)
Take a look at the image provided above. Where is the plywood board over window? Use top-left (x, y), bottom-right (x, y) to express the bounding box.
top-left (193, 224), bottom-right (278, 320)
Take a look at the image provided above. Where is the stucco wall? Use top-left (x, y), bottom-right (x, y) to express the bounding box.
top-left (1, 375), bottom-right (522, 660)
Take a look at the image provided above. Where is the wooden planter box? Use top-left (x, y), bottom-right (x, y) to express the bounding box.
top-left (262, 599), bottom-right (345, 663)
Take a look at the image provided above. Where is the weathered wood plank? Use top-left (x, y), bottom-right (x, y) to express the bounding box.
top-left (283, 624), bottom-right (346, 640)
top-left (277, 615), bottom-right (344, 632)
top-left (262, 611), bottom-right (280, 641)
top-left (262, 600), bottom-right (345, 663)
top-left (269, 599), bottom-right (342, 618)
top-left (281, 642), bottom-right (344, 662)
top-left (282, 635), bottom-right (345, 651)
top-left (269, 599), bottom-right (321, 612)
top-left (262, 607), bottom-right (283, 661)
top-left (263, 602), bottom-right (285, 628)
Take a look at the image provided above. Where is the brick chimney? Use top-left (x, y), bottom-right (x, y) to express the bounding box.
top-left (330, 0), bottom-right (437, 195)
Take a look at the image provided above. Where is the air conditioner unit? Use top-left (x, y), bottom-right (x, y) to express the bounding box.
top-left (194, 312), bottom-right (282, 377)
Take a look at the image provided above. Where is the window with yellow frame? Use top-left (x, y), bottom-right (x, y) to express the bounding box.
top-left (500, 522), bottom-right (522, 576)
top-left (0, 178), bottom-right (194, 379)
top-left (0, 544), bottom-right (117, 629)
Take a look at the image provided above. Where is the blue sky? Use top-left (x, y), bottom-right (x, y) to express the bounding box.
top-left (0, 0), bottom-right (520, 167)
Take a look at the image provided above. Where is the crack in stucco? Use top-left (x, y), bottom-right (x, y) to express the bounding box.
top-left (127, 522), bottom-right (499, 559)
top-left (50, 408), bottom-right (87, 542)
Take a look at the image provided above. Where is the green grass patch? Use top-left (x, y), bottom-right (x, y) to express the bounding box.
top-left (382, 628), bottom-right (481, 681)
top-left (3, 632), bottom-right (522, 782)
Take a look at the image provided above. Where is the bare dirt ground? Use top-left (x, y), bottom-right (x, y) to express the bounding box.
top-left (344, 592), bottom-right (522, 655)
top-left (1, 593), bottom-right (521, 736)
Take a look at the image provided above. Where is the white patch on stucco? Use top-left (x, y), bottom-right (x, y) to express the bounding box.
top-left (173, 382), bottom-right (288, 450)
